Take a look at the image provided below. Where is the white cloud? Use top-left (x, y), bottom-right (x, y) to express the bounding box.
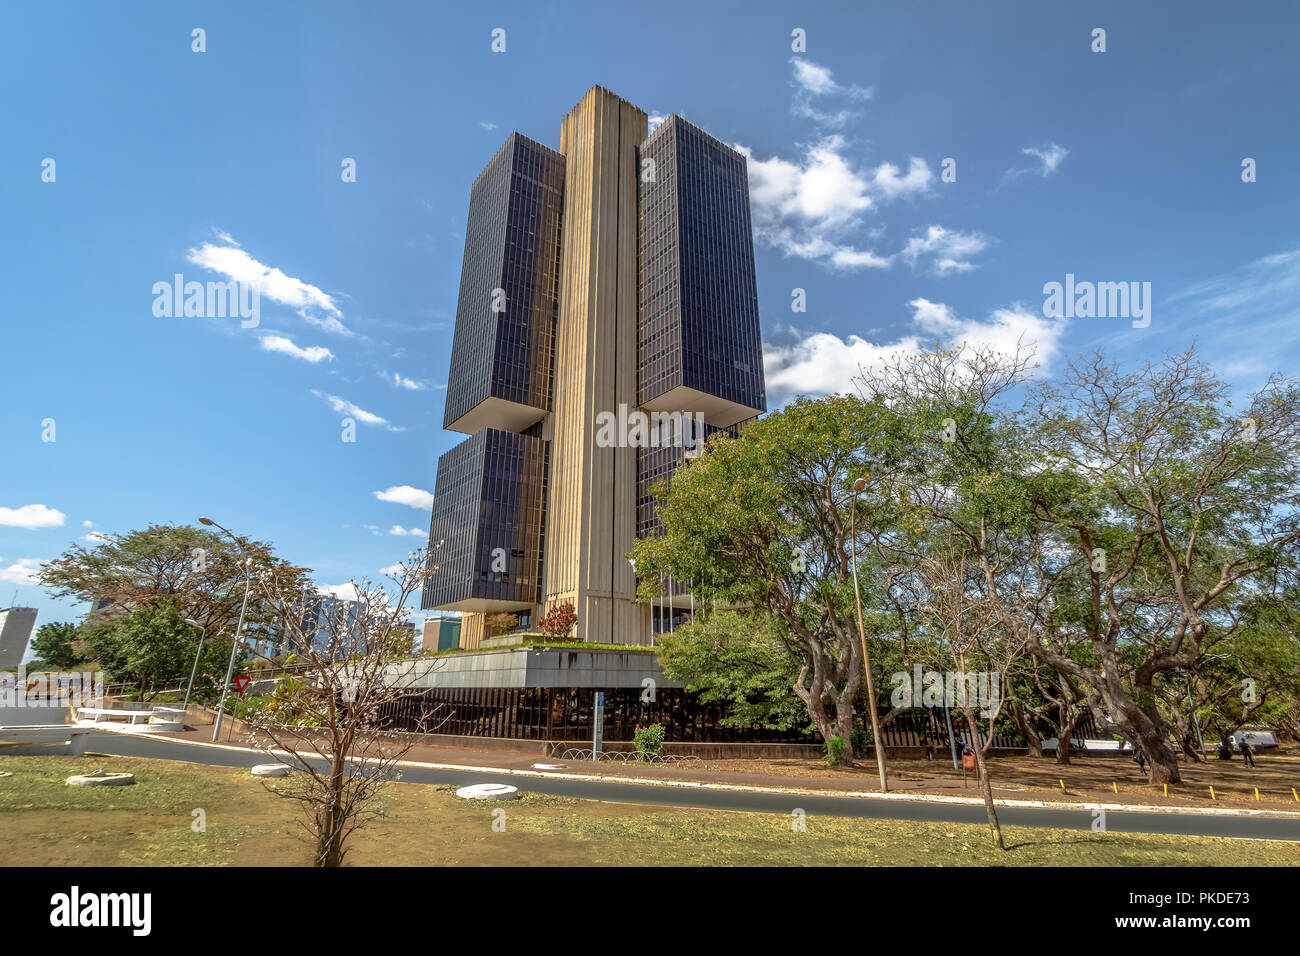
top-left (899, 225), bottom-right (991, 275)
top-left (1154, 247), bottom-right (1300, 383)
top-left (907, 298), bottom-right (1066, 366)
top-left (647, 113), bottom-right (667, 134)
top-left (384, 371), bottom-right (425, 390)
top-left (388, 525), bottom-right (426, 537)
top-left (478, 120), bottom-right (498, 130)
top-left (738, 138), bottom-right (886, 269)
top-left (373, 486), bottom-right (435, 510)
top-left (739, 58), bottom-right (983, 273)
top-left (1006, 143), bottom-right (1069, 180)
top-left (318, 582), bottom-right (365, 602)
top-left (82, 520), bottom-right (93, 528)
top-left (743, 136), bottom-right (873, 228)
top-left (737, 138), bottom-right (955, 272)
top-left (311, 390), bottom-right (402, 431)
top-left (82, 531), bottom-right (112, 544)
top-left (187, 238), bottom-right (352, 336)
top-left (790, 59), bottom-right (873, 127)
top-left (260, 335), bottom-right (333, 363)
top-left (790, 58), bottom-right (873, 100)
top-left (380, 562), bottom-right (405, 576)
top-left (1023, 143), bottom-right (1068, 176)
top-left (0, 504), bottom-right (65, 529)
top-left (870, 158), bottom-right (934, 200)
top-left (763, 298), bottom-right (1066, 403)
top-left (765, 331), bottom-right (909, 404)
top-left (0, 558), bottom-right (44, 586)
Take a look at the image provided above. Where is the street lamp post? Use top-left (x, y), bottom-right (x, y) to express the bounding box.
top-left (850, 476), bottom-right (889, 793)
top-left (199, 516), bottom-right (253, 743)
top-left (182, 617), bottom-right (207, 716)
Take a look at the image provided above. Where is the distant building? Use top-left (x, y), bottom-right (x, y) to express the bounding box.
top-left (422, 616), bottom-right (462, 652)
top-left (0, 607), bottom-right (39, 668)
top-left (84, 595), bottom-right (127, 626)
top-left (295, 595), bottom-right (365, 659)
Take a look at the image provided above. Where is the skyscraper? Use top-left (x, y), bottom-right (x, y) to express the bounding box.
top-left (423, 86), bottom-right (766, 647)
top-left (0, 606), bottom-right (38, 667)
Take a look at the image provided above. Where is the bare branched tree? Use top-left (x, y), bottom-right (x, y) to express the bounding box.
top-left (238, 548), bottom-right (446, 866)
top-left (913, 538), bottom-right (1025, 850)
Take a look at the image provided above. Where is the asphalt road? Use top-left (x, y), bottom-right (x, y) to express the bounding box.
top-left (9, 732), bottom-right (1300, 842)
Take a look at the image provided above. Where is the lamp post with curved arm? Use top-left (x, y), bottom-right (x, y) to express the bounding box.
top-left (199, 516), bottom-right (253, 742)
top-left (181, 617), bottom-right (207, 715)
top-left (850, 476), bottom-right (889, 793)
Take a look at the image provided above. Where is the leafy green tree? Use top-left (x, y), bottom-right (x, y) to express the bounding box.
top-left (1017, 351), bottom-right (1300, 783)
top-left (859, 344), bottom-right (1300, 784)
top-left (657, 611), bottom-right (808, 732)
top-left (631, 394), bottom-right (907, 766)
top-left (39, 522), bottom-right (311, 646)
top-left (29, 621), bottom-right (83, 670)
top-left (78, 599), bottom-right (236, 699)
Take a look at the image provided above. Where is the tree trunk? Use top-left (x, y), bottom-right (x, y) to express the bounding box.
top-left (1054, 716), bottom-right (1078, 765)
top-left (318, 752), bottom-right (348, 867)
top-left (966, 716), bottom-right (1004, 850)
top-left (1132, 719), bottom-right (1181, 785)
top-left (1095, 687), bottom-right (1182, 784)
top-left (1008, 704), bottom-right (1042, 758)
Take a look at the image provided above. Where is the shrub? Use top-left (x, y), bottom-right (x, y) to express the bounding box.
top-left (634, 723), bottom-right (666, 761)
top-left (538, 602), bottom-right (578, 638)
top-left (823, 735), bottom-right (849, 766)
top-left (850, 724), bottom-right (872, 755)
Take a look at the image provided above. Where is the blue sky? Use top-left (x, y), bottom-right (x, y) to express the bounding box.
top-left (3, 1), bottom-right (1299, 641)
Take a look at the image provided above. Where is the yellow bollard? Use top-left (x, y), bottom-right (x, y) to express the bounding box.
top-left (1059, 779), bottom-right (1066, 792)
top-left (1255, 787), bottom-right (1260, 802)
top-left (1163, 784), bottom-right (1168, 797)
top-left (1293, 788), bottom-right (1298, 803)
top-left (1209, 786), bottom-right (1215, 801)
top-left (1112, 781), bottom-right (1118, 794)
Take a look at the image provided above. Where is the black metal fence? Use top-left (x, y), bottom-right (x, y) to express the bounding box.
top-left (377, 686), bottom-right (813, 743)
top-left (375, 686), bottom-right (1116, 749)
top-left (875, 708), bottom-right (1022, 750)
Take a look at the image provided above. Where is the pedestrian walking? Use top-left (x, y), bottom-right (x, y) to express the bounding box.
top-left (1240, 738), bottom-right (1256, 768)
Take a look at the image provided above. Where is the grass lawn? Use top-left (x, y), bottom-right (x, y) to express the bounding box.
top-left (2, 752), bottom-right (1298, 866)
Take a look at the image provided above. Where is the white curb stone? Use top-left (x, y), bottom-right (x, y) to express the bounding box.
top-left (456, 782), bottom-right (520, 800)
top-left (251, 764), bottom-right (293, 778)
top-left (66, 769), bottom-right (135, 787)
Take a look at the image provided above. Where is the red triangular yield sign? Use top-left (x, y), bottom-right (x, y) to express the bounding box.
top-left (233, 676), bottom-right (251, 692)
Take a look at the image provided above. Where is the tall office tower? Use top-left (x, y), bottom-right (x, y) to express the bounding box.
top-left (423, 87), bottom-right (766, 646)
top-left (0, 606), bottom-right (38, 667)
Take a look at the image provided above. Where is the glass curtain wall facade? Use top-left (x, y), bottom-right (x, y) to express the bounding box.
top-left (443, 134), bottom-right (565, 434)
top-left (422, 428), bottom-right (549, 612)
top-left (637, 115), bottom-right (766, 425)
